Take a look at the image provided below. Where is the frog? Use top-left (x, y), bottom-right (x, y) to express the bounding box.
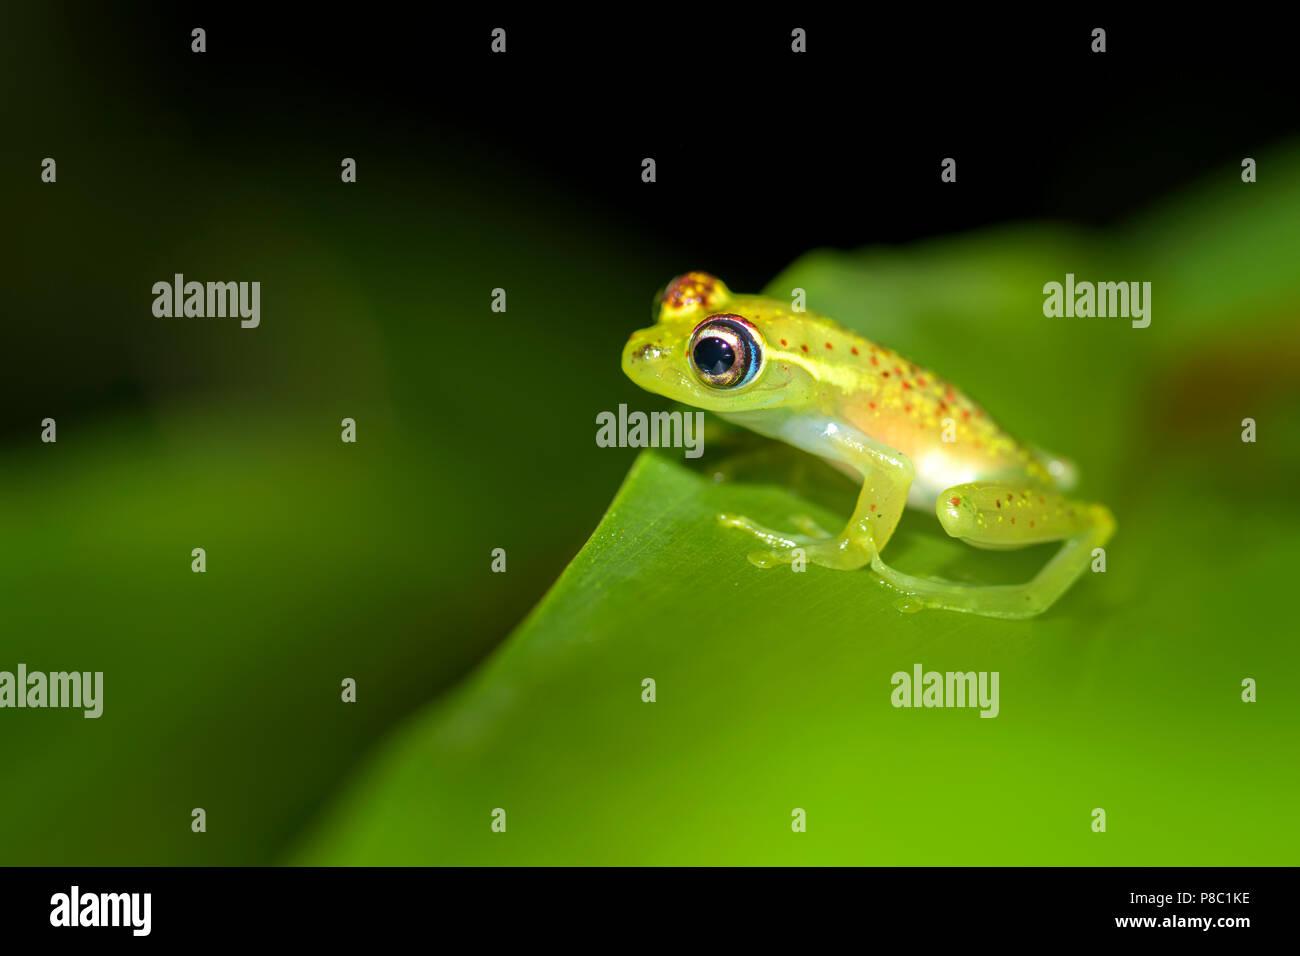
top-left (620, 271), bottom-right (1115, 619)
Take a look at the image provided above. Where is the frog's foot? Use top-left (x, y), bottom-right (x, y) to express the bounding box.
top-left (788, 513), bottom-right (834, 537)
top-left (717, 512), bottom-right (870, 570)
top-left (867, 483), bottom-right (1116, 620)
top-left (717, 513), bottom-right (820, 552)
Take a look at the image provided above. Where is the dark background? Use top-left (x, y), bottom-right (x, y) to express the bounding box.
top-left (2, 5), bottom-right (1296, 865)
top-left (37, 6), bottom-right (1297, 284)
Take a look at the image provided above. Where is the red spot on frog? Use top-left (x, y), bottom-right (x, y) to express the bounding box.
top-left (662, 272), bottom-right (719, 311)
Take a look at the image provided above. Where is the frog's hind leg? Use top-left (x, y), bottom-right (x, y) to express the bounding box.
top-left (869, 481), bottom-right (1115, 619)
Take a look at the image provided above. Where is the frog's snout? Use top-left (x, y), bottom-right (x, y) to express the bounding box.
top-left (622, 329), bottom-right (690, 401)
top-left (622, 332), bottom-right (654, 369)
top-left (630, 341), bottom-right (663, 363)
top-left (621, 329), bottom-right (666, 385)
top-left (623, 326), bottom-right (671, 362)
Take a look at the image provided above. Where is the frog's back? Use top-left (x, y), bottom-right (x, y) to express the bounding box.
top-left (735, 294), bottom-right (1060, 495)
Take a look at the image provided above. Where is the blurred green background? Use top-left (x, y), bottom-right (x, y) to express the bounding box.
top-left (2, 7), bottom-right (1297, 864)
top-left (290, 182), bottom-right (1300, 865)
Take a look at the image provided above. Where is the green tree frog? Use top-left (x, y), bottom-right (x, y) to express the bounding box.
top-left (621, 272), bottom-right (1115, 619)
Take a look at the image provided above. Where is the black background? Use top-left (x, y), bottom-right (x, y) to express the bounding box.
top-left (3, 865), bottom-right (1280, 942)
top-left (62, 6), bottom-right (1297, 292)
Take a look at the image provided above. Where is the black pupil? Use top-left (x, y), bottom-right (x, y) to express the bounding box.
top-left (694, 336), bottom-right (736, 376)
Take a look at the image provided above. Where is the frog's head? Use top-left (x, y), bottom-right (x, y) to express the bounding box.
top-left (622, 272), bottom-right (817, 413)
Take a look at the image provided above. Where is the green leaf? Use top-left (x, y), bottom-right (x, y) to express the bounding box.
top-left (293, 439), bottom-right (1297, 864)
top-left (292, 150), bottom-right (1300, 865)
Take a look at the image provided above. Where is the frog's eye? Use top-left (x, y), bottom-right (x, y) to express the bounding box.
top-left (688, 314), bottom-right (762, 389)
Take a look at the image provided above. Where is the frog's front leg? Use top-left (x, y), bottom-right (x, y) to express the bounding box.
top-left (719, 427), bottom-right (915, 571)
top-left (869, 481), bottom-right (1116, 619)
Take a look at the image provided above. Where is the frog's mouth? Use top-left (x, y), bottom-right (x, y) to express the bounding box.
top-left (621, 328), bottom-right (689, 397)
